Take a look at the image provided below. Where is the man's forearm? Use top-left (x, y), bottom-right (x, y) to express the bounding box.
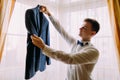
top-left (42, 45), bottom-right (99, 64)
top-left (47, 11), bottom-right (51, 16)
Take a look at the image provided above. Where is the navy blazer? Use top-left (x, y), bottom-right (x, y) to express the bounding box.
top-left (25, 5), bottom-right (51, 79)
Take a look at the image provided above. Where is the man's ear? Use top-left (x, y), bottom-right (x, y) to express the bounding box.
top-left (91, 31), bottom-right (96, 36)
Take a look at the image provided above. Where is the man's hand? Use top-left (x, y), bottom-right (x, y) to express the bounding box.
top-left (31, 34), bottom-right (45, 49)
top-left (40, 5), bottom-right (51, 16)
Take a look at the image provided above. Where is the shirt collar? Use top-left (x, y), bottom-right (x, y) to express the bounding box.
top-left (77, 40), bottom-right (90, 46)
top-left (81, 40), bottom-right (90, 46)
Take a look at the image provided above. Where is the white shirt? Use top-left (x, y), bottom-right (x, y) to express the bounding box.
top-left (42, 15), bottom-right (99, 80)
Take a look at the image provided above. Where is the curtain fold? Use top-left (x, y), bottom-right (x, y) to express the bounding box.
top-left (0, 0), bottom-right (16, 62)
top-left (107, 0), bottom-right (120, 71)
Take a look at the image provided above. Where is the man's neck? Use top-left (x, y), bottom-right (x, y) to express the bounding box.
top-left (81, 38), bottom-right (90, 42)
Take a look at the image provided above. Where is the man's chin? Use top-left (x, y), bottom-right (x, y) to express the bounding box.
top-left (79, 34), bottom-right (81, 37)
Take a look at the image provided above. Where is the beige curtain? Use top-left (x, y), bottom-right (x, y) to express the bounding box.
top-left (107, 0), bottom-right (120, 71)
top-left (0, 0), bottom-right (16, 61)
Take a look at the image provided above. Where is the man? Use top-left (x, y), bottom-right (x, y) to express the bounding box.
top-left (31, 6), bottom-right (100, 80)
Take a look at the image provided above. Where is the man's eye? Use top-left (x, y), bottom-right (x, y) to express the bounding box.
top-left (83, 27), bottom-right (87, 29)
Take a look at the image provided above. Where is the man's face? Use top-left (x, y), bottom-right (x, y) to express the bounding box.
top-left (79, 21), bottom-right (95, 40)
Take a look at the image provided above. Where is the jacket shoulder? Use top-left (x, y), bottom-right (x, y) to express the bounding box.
top-left (25, 9), bottom-right (34, 14)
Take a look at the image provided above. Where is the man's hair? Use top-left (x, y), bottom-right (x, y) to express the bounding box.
top-left (84, 18), bottom-right (100, 33)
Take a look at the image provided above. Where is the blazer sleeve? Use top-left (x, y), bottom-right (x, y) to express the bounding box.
top-left (42, 45), bottom-right (99, 64)
top-left (25, 10), bottom-right (38, 35)
top-left (49, 15), bottom-right (76, 45)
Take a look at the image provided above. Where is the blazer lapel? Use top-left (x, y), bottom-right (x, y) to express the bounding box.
top-left (35, 5), bottom-right (43, 36)
top-left (34, 5), bottom-right (40, 34)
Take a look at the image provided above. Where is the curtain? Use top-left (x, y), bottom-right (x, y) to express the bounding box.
top-left (0, 0), bottom-right (16, 61)
top-left (107, 0), bottom-right (120, 72)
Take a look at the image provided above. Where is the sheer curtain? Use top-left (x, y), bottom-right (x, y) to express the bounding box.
top-left (0, 0), bottom-right (119, 80)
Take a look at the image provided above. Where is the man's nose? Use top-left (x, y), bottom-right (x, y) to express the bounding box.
top-left (80, 27), bottom-right (83, 30)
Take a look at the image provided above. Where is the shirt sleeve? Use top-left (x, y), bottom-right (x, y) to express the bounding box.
top-left (42, 45), bottom-right (99, 64)
top-left (49, 15), bottom-right (76, 45)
